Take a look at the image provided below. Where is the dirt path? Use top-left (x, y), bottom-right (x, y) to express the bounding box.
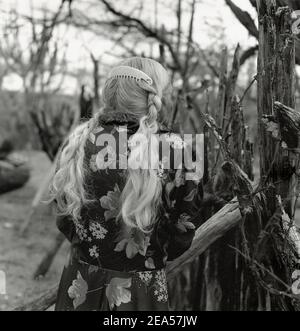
top-left (0, 151), bottom-right (68, 311)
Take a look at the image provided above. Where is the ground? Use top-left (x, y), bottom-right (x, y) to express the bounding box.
top-left (0, 151), bottom-right (69, 311)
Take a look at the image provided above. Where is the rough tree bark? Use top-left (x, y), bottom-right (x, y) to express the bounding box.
top-left (256, 0), bottom-right (300, 310)
top-left (190, 0), bottom-right (300, 312)
top-left (226, 0), bottom-right (300, 65)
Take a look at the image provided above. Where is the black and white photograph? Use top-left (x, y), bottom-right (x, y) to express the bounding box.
top-left (0, 0), bottom-right (300, 315)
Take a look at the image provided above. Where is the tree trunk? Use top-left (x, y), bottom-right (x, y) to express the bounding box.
top-left (255, 0), bottom-right (299, 310)
top-left (190, 0), bottom-right (300, 311)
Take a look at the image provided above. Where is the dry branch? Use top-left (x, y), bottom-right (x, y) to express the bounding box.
top-left (99, 0), bottom-right (182, 71)
top-left (33, 232), bottom-right (65, 280)
top-left (13, 285), bottom-right (58, 311)
top-left (222, 44), bottom-right (240, 135)
top-left (240, 45), bottom-right (259, 66)
top-left (166, 200), bottom-right (241, 279)
top-left (217, 48), bottom-right (228, 128)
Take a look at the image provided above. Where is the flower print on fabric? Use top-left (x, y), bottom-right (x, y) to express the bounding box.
top-left (89, 222), bottom-right (108, 240)
top-left (138, 271), bottom-right (153, 286)
top-left (89, 245), bottom-right (100, 259)
top-left (99, 184), bottom-right (121, 221)
top-left (106, 277), bottom-right (132, 309)
top-left (114, 228), bottom-right (151, 259)
top-left (145, 257), bottom-right (156, 270)
top-left (68, 271), bottom-right (88, 309)
top-left (73, 219), bottom-right (88, 241)
top-left (55, 113), bottom-right (204, 312)
top-left (175, 213), bottom-right (196, 233)
top-left (153, 270), bottom-right (168, 303)
top-left (90, 154), bottom-right (98, 172)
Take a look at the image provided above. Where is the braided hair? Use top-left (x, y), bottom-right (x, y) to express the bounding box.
top-left (51, 57), bottom-right (170, 232)
top-left (105, 57), bottom-right (170, 232)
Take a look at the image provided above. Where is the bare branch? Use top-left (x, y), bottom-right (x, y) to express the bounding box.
top-left (98, 0), bottom-right (182, 71)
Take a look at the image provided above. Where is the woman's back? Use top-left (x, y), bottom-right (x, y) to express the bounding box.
top-left (57, 111), bottom-right (203, 271)
top-left (53, 57), bottom-right (203, 311)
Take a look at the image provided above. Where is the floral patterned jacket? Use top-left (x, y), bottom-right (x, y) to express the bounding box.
top-left (55, 111), bottom-right (204, 311)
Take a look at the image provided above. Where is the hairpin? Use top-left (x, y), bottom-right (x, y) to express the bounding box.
top-left (108, 66), bottom-right (153, 85)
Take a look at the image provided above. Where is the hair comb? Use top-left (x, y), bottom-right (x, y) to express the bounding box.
top-left (108, 66), bottom-right (153, 85)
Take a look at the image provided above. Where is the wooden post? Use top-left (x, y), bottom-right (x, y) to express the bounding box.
top-left (256, 0), bottom-right (299, 310)
top-left (257, 1), bottom-right (295, 188)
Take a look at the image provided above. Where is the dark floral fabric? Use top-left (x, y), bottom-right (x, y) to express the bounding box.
top-left (55, 111), bottom-right (203, 311)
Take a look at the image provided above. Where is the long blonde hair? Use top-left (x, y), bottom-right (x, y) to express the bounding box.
top-left (50, 57), bottom-right (170, 232)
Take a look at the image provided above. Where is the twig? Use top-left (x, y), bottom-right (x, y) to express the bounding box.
top-left (239, 75), bottom-right (257, 104)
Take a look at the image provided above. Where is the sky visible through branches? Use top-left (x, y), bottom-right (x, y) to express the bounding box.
top-left (0, 0), bottom-right (257, 93)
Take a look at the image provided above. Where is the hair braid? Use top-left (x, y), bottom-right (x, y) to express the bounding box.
top-left (120, 80), bottom-right (164, 232)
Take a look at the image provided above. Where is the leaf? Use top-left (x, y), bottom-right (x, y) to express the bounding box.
top-left (67, 271), bottom-right (88, 309)
top-left (175, 222), bottom-right (188, 233)
top-left (145, 257), bottom-right (156, 270)
top-left (125, 239), bottom-right (139, 259)
top-left (182, 221), bottom-right (196, 230)
top-left (106, 277), bottom-right (132, 309)
top-left (176, 214), bottom-right (196, 233)
top-left (114, 229), bottom-right (150, 259)
top-left (114, 239), bottom-right (128, 252)
top-left (183, 188), bottom-right (197, 202)
top-left (174, 169), bottom-right (185, 187)
top-left (138, 236), bottom-right (150, 256)
top-left (88, 265), bottom-right (99, 274)
top-left (100, 184), bottom-right (121, 221)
